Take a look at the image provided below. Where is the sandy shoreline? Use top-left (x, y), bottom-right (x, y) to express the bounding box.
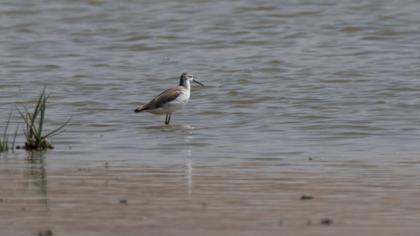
top-left (1, 157), bottom-right (419, 235)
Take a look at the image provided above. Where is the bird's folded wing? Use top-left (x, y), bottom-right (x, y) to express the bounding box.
top-left (142, 88), bottom-right (182, 110)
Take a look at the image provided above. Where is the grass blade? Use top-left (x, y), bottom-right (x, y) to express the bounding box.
top-left (38, 90), bottom-right (49, 138)
top-left (11, 124), bottom-right (19, 151)
top-left (2, 111), bottom-right (12, 143)
top-left (43, 117), bottom-right (71, 138)
top-left (0, 111), bottom-right (14, 152)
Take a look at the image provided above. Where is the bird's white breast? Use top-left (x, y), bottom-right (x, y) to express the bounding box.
top-left (161, 87), bottom-right (189, 113)
top-left (174, 88), bottom-right (190, 104)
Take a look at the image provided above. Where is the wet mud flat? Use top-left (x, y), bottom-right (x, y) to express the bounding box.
top-left (1, 156), bottom-right (420, 236)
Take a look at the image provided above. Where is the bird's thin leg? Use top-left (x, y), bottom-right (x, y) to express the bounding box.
top-left (165, 113), bottom-right (172, 125)
top-left (165, 114), bottom-right (169, 125)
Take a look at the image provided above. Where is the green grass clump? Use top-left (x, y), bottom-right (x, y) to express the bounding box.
top-left (18, 88), bottom-right (68, 151)
top-left (0, 111), bottom-right (18, 153)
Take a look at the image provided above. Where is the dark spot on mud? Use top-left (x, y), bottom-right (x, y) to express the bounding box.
top-left (119, 199), bottom-right (128, 204)
top-left (37, 228), bottom-right (53, 236)
top-left (15, 145), bottom-right (21, 150)
top-left (308, 157), bottom-right (312, 161)
top-left (201, 202), bottom-right (207, 209)
top-left (300, 195), bottom-right (314, 200)
top-left (320, 218), bottom-right (333, 225)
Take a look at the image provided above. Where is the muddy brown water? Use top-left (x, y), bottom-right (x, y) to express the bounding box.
top-left (1, 0), bottom-right (420, 235)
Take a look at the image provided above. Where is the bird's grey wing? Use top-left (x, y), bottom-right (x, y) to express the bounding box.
top-left (142, 88), bottom-right (182, 110)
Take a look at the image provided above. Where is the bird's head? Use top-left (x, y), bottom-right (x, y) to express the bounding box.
top-left (179, 72), bottom-right (204, 87)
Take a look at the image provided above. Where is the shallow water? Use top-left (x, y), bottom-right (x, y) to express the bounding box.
top-left (1, 0), bottom-right (420, 235)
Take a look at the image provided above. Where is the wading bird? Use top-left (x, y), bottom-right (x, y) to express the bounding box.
top-left (134, 72), bottom-right (203, 125)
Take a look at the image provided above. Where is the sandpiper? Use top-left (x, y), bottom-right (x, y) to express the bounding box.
top-left (134, 72), bottom-right (203, 125)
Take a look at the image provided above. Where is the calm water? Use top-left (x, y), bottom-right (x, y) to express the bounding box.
top-left (1, 0), bottom-right (420, 235)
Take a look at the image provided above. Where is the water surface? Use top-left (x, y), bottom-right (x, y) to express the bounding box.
top-left (1, 0), bottom-right (420, 235)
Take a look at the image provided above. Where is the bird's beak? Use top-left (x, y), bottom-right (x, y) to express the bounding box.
top-left (193, 79), bottom-right (204, 87)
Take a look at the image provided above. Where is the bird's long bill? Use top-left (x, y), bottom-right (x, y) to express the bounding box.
top-left (193, 79), bottom-right (204, 87)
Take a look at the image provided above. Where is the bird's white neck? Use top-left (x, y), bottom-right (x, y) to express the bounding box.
top-left (181, 80), bottom-right (191, 91)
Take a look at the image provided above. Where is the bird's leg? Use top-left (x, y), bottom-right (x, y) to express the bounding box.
top-left (165, 113), bottom-right (171, 125)
top-left (166, 113), bottom-right (172, 125)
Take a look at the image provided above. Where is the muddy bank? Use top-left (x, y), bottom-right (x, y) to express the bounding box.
top-left (1, 156), bottom-right (420, 236)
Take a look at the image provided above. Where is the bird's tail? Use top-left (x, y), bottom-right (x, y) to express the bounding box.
top-left (134, 105), bottom-right (147, 113)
